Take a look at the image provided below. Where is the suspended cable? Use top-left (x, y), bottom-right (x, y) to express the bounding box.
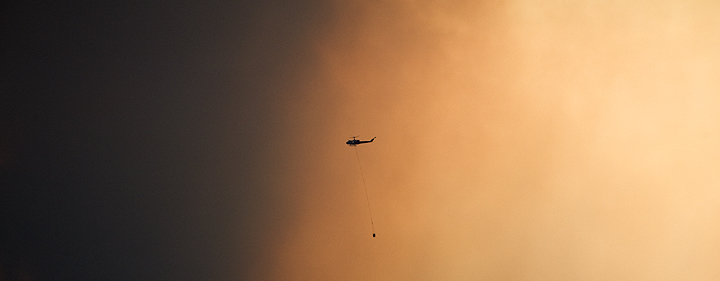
top-left (355, 145), bottom-right (375, 238)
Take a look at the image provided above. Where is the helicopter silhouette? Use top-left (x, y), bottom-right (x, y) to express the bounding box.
top-left (346, 136), bottom-right (376, 146)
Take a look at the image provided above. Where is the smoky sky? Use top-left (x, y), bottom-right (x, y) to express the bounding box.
top-left (1, 0), bottom-right (329, 280)
top-left (5, 0), bottom-right (720, 280)
top-left (269, 1), bottom-right (720, 280)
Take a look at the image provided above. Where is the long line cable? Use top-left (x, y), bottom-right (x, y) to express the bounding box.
top-left (354, 145), bottom-right (375, 237)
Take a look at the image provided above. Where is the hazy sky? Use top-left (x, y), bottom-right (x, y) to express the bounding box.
top-left (3, 0), bottom-right (720, 280)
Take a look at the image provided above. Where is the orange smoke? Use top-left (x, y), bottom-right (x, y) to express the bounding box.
top-left (264, 1), bottom-right (720, 280)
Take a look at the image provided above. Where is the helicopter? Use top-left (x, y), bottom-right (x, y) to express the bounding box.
top-left (346, 136), bottom-right (376, 146)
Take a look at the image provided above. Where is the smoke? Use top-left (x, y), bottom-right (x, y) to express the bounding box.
top-left (5, 1), bottom-right (717, 279)
top-left (271, 0), bottom-right (720, 280)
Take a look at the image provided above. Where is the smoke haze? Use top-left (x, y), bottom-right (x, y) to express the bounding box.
top-left (275, 1), bottom-right (720, 280)
top-left (3, 0), bottom-right (720, 280)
